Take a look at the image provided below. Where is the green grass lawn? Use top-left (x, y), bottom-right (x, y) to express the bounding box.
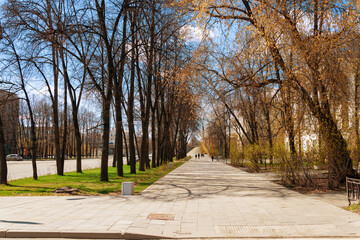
top-left (0, 158), bottom-right (188, 196)
top-left (344, 203), bottom-right (360, 215)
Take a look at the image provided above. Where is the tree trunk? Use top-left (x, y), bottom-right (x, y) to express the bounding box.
top-left (127, 8), bottom-right (137, 174)
top-left (264, 104), bottom-right (273, 165)
top-left (177, 128), bottom-right (187, 159)
top-left (140, 116), bottom-right (150, 170)
top-left (285, 100), bottom-right (296, 155)
top-left (354, 69), bottom-right (360, 171)
top-left (13, 41), bottom-right (38, 179)
top-left (60, 77), bottom-right (68, 171)
top-left (52, 47), bottom-right (62, 176)
top-left (122, 124), bottom-right (129, 166)
top-left (100, 97), bottom-right (111, 181)
top-left (151, 105), bottom-right (156, 167)
top-left (113, 1), bottom-right (128, 176)
top-left (162, 107), bottom-right (172, 162)
top-left (74, 113), bottom-right (82, 173)
top-left (113, 141), bottom-right (117, 167)
top-left (63, 61), bottom-right (83, 173)
top-left (0, 115), bottom-right (7, 185)
top-left (45, 118), bottom-right (48, 159)
top-left (318, 116), bottom-right (353, 188)
top-left (139, 0), bottom-right (156, 171)
top-left (156, 108), bottom-right (162, 167)
top-left (27, 100), bottom-right (38, 180)
top-left (114, 95), bottom-right (123, 176)
top-left (128, 78), bottom-right (136, 174)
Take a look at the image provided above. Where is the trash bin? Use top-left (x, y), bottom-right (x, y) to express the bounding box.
top-left (122, 182), bottom-right (134, 195)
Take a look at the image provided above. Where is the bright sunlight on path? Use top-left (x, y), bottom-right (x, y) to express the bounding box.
top-left (0, 148), bottom-right (360, 239)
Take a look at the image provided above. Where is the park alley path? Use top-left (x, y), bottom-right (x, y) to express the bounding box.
top-left (1, 152), bottom-right (360, 239)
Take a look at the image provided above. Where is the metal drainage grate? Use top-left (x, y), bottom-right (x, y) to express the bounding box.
top-left (215, 224), bottom-right (334, 236)
top-left (147, 213), bottom-right (175, 221)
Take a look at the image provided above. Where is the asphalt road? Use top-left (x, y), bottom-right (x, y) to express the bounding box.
top-left (6, 156), bottom-right (117, 180)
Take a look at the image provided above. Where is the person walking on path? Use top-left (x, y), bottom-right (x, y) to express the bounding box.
top-left (211, 156), bottom-right (214, 161)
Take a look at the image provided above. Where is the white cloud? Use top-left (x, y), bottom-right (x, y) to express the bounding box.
top-left (37, 85), bottom-right (52, 96)
top-left (180, 25), bottom-right (216, 42)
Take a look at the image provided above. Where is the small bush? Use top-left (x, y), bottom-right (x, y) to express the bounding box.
top-left (243, 144), bottom-right (267, 172)
top-left (273, 144), bottom-right (326, 188)
top-left (273, 145), bottom-right (299, 185)
top-left (230, 148), bottom-right (245, 166)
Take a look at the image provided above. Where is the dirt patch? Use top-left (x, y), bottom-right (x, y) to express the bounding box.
top-left (344, 203), bottom-right (360, 214)
top-left (350, 206), bottom-right (360, 214)
top-left (231, 163), bottom-right (345, 194)
top-left (272, 179), bottom-right (346, 194)
top-left (230, 164), bottom-right (273, 173)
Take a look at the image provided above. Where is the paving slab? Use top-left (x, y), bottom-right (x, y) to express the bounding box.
top-left (1, 148), bottom-right (360, 239)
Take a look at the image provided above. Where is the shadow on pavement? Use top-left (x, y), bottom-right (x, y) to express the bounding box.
top-left (140, 178), bottom-right (289, 202)
top-left (66, 197), bottom-right (86, 201)
top-left (0, 219), bottom-right (42, 225)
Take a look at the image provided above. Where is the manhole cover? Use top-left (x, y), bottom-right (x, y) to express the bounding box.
top-left (147, 213), bottom-right (175, 220)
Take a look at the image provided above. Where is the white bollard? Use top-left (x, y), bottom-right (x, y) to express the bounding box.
top-left (122, 182), bottom-right (134, 195)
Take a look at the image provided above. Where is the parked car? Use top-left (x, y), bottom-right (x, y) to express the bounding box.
top-left (6, 154), bottom-right (23, 161)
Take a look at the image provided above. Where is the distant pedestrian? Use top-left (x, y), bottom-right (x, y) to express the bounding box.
top-left (211, 156), bottom-right (214, 162)
top-left (198, 153), bottom-right (200, 159)
top-left (195, 154), bottom-right (197, 159)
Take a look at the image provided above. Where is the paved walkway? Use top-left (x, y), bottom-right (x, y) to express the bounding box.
top-left (1, 152), bottom-right (360, 238)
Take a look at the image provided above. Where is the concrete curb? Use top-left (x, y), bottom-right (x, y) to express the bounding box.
top-left (2, 230), bottom-right (171, 239)
top-left (176, 237), bottom-right (360, 239)
top-left (61, 231), bottom-right (123, 239)
top-left (6, 230), bottom-right (60, 238)
top-left (2, 230), bottom-right (360, 239)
